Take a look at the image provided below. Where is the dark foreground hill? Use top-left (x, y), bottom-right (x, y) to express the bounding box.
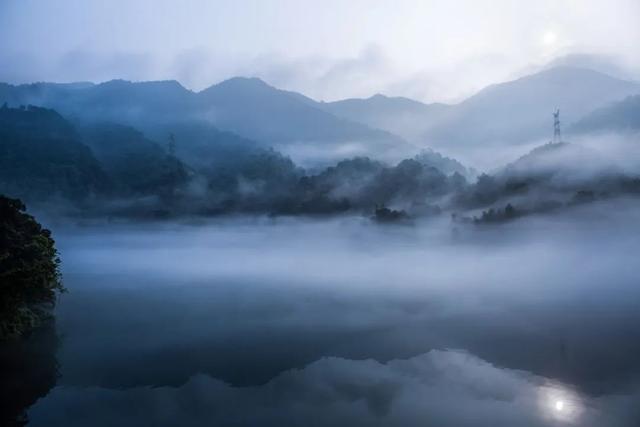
top-left (0, 195), bottom-right (63, 339)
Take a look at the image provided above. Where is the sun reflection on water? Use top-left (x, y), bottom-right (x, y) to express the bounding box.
top-left (538, 382), bottom-right (584, 424)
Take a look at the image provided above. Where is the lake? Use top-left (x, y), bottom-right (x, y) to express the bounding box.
top-left (3, 206), bottom-right (640, 426)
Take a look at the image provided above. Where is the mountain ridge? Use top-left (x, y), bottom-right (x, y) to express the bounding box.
top-left (0, 76), bottom-right (412, 164)
top-left (1, 65), bottom-right (639, 170)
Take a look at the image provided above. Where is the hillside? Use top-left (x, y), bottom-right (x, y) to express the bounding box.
top-left (79, 123), bottom-right (191, 196)
top-left (570, 95), bottom-right (640, 134)
top-left (0, 78), bottom-right (411, 163)
top-left (320, 94), bottom-right (449, 141)
top-left (423, 66), bottom-right (640, 148)
top-left (197, 78), bottom-right (394, 143)
top-left (0, 105), bottom-right (111, 202)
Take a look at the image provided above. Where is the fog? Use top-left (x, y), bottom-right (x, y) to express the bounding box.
top-left (575, 132), bottom-right (640, 173)
top-left (2, 2), bottom-right (639, 425)
top-left (442, 130), bottom-right (640, 175)
top-left (19, 204), bottom-right (640, 426)
top-left (2, 0), bottom-right (639, 102)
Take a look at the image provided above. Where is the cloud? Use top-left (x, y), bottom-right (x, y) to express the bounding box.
top-left (56, 50), bottom-right (156, 83)
top-left (0, 50), bottom-right (156, 86)
top-left (3, 0), bottom-right (638, 102)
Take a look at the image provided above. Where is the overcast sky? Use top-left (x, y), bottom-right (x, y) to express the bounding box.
top-left (1, 0), bottom-right (638, 102)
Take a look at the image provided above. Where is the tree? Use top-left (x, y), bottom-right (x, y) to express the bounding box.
top-left (0, 196), bottom-right (64, 339)
top-left (504, 203), bottom-right (516, 218)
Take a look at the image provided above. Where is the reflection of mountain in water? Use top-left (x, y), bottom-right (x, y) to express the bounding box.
top-left (0, 321), bottom-right (58, 426)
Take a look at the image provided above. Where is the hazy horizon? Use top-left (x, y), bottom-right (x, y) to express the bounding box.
top-left (1, 0), bottom-right (639, 103)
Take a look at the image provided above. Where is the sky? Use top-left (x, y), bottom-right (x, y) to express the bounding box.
top-left (0, 0), bottom-right (639, 102)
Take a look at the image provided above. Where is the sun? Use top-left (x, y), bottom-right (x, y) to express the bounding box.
top-left (543, 31), bottom-right (558, 46)
top-left (555, 400), bottom-right (564, 411)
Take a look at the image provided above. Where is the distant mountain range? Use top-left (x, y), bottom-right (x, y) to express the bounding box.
top-left (196, 77), bottom-right (400, 144)
top-left (2, 103), bottom-right (639, 220)
top-left (421, 66), bottom-right (640, 148)
top-left (1, 65), bottom-right (638, 170)
top-left (0, 104), bottom-right (470, 217)
top-left (570, 95), bottom-right (640, 134)
top-left (313, 66), bottom-right (640, 168)
top-left (318, 94), bottom-right (450, 142)
top-left (321, 66), bottom-right (639, 145)
top-left (0, 78), bottom-right (411, 166)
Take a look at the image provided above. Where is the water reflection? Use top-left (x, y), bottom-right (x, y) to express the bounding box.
top-left (0, 321), bottom-right (58, 426)
top-left (538, 383), bottom-right (585, 424)
top-left (3, 215), bottom-right (640, 425)
top-left (23, 349), bottom-right (627, 427)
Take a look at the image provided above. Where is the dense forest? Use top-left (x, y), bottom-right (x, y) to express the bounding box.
top-left (1, 104), bottom-right (640, 223)
top-left (0, 195), bottom-right (63, 339)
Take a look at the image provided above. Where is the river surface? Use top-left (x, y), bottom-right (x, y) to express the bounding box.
top-left (3, 208), bottom-right (640, 426)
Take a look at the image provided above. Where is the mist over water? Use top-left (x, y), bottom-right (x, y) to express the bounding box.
top-left (20, 205), bottom-right (640, 426)
top-left (1, 2), bottom-right (639, 425)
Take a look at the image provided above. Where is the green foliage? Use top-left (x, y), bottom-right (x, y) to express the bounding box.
top-left (0, 195), bottom-right (63, 339)
top-left (80, 123), bottom-right (191, 197)
top-left (373, 206), bottom-right (409, 223)
top-left (474, 203), bottom-right (520, 224)
top-left (0, 106), bottom-right (111, 203)
top-left (289, 157), bottom-right (454, 215)
top-left (5, 104), bottom-right (640, 222)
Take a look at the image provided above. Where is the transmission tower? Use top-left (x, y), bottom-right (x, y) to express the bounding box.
top-left (553, 109), bottom-right (561, 143)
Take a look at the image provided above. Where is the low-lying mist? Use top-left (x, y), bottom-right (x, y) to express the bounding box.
top-left (26, 201), bottom-right (640, 426)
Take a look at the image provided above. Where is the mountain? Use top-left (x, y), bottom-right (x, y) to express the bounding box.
top-left (319, 94), bottom-right (450, 141)
top-left (9, 68), bottom-right (633, 170)
top-left (423, 66), bottom-right (640, 149)
top-left (314, 66), bottom-right (640, 170)
top-left (498, 141), bottom-right (621, 191)
top-left (0, 80), bottom-right (276, 169)
top-left (79, 123), bottom-right (190, 196)
top-left (195, 77), bottom-right (411, 162)
top-left (0, 105), bottom-right (111, 202)
top-left (413, 149), bottom-right (476, 179)
top-left (0, 80), bottom-right (191, 126)
top-left (0, 82), bottom-right (95, 108)
top-left (0, 78), bottom-right (412, 164)
top-left (570, 95), bottom-right (640, 134)
top-left (541, 53), bottom-right (639, 82)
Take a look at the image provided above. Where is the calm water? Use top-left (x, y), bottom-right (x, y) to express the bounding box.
top-left (3, 210), bottom-right (640, 426)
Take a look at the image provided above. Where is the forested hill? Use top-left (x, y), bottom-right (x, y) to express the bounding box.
top-left (0, 105), bottom-right (111, 203)
top-left (0, 79), bottom-right (410, 164)
top-left (0, 105), bottom-right (464, 218)
top-left (2, 104), bottom-right (640, 222)
top-left (78, 122), bottom-right (190, 198)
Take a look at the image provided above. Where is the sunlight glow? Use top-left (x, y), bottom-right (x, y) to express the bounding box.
top-left (538, 384), bottom-right (584, 423)
top-left (543, 31), bottom-right (558, 46)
